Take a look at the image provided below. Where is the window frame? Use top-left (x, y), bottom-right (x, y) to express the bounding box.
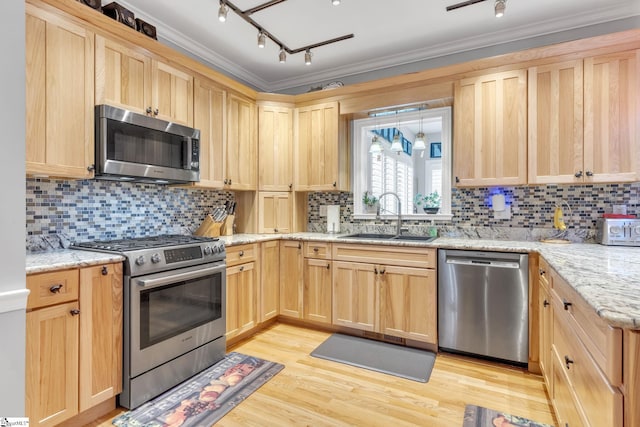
top-left (352, 106), bottom-right (453, 220)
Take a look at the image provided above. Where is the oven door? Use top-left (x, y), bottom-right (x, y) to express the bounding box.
top-left (129, 262), bottom-right (226, 377)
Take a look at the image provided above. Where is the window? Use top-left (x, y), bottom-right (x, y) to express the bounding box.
top-left (352, 106), bottom-right (452, 218)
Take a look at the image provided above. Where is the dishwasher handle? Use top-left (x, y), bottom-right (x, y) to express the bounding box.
top-left (445, 258), bottom-right (521, 269)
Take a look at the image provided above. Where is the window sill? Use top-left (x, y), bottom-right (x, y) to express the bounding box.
top-left (353, 213), bottom-right (453, 221)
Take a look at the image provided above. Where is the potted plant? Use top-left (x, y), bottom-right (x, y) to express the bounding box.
top-left (414, 191), bottom-right (441, 214)
top-left (362, 191), bottom-right (379, 213)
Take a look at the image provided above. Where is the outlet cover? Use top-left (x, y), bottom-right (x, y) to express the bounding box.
top-left (319, 205), bottom-right (328, 217)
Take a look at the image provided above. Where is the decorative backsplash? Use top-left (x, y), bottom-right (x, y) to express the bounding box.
top-left (26, 178), bottom-right (231, 251)
top-left (308, 183), bottom-right (640, 242)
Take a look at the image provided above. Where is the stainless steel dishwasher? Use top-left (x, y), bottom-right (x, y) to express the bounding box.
top-left (438, 249), bottom-right (529, 365)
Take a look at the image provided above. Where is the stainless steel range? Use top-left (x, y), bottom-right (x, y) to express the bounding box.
top-left (72, 234), bottom-right (226, 409)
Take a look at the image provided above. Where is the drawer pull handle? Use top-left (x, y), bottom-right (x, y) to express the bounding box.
top-left (239, 250), bottom-right (244, 257)
top-left (49, 284), bottom-right (63, 293)
top-left (101, 266), bottom-right (108, 275)
top-left (574, 170), bottom-right (583, 178)
top-left (380, 269), bottom-right (386, 275)
top-left (239, 266), bottom-right (244, 272)
top-left (313, 247), bottom-right (319, 252)
top-left (297, 243), bottom-right (302, 249)
top-left (274, 228), bottom-right (278, 232)
top-left (564, 355), bottom-right (574, 369)
top-left (586, 170), bottom-right (593, 177)
top-left (543, 300), bottom-right (550, 307)
top-left (374, 267), bottom-right (378, 275)
top-left (563, 300), bottom-right (572, 310)
top-left (70, 309), bottom-right (80, 316)
top-left (326, 263), bottom-right (330, 270)
top-left (539, 269), bottom-right (545, 276)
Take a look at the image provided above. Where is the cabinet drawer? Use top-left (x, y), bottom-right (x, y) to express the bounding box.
top-left (304, 241), bottom-right (332, 259)
top-left (332, 243), bottom-right (436, 269)
top-left (538, 257), bottom-right (551, 290)
top-left (553, 298), bottom-right (623, 427)
top-left (226, 244), bottom-right (257, 267)
top-left (551, 271), bottom-right (622, 386)
top-left (552, 346), bottom-right (588, 427)
top-left (27, 269), bottom-right (79, 309)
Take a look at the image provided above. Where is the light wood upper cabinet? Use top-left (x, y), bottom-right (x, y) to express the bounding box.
top-left (193, 77), bottom-right (226, 188)
top-left (258, 192), bottom-right (292, 234)
top-left (259, 240), bottom-right (280, 322)
top-left (95, 35), bottom-right (193, 126)
top-left (583, 50), bottom-right (639, 183)
top-left (226, 93), bottom-right (257, 190)
top-left (279, 240), bottom-right (303, 318)
top-left (453, 70), bottom-right (527, 186)
top-left (78, 263), bottom-right (123, 411)
top-left (528, 60), bottom-right (584, 184)
top-left (26, 5), bottom-right (94, 179)
top-left (295, 101), bottom-right (350, 191)
top-left (95, 34), bottom-right (151, 116)
top-left (259, 104), bottom-right (293, 191)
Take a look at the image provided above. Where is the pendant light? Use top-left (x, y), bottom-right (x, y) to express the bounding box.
top-left (390, 112), bottom-right (403, 152)
top-left (369, 135), bottom-right (383, 153)
top-left (413, 108), bottom-right (426, 150)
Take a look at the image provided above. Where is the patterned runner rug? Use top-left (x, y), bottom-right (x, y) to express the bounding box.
top-left (463, 404), bottom-right (555, 427)
top-left (113, 352), bottom-right (284, 427)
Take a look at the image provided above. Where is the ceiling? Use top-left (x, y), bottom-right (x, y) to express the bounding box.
top-left (118, 0), bottom-right (640, 94)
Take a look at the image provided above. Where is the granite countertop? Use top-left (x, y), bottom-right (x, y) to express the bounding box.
top-left (26, 233), bottom-right (640, 330)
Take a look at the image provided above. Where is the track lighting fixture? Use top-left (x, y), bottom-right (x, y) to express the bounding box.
top-left (279, 47), bottom-right (286, 63)
top-left (257, 31), bottom-right (266, 48)
top-left (494, 0), bottom-right (505, 18)
top-left (332, 0), bottom-right (341, 5)
top-left (218, 1), bottom-right (228, 22)
top-left (304, 49), bottom-right (312, 65)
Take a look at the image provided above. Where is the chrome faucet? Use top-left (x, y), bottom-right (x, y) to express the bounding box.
top-left (376, 192), bottom-right (406, 237)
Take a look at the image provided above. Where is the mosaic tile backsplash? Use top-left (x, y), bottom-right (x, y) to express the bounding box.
top-left (308, 183), bottom-right (640, 242)
top-left (26, 178), bottom-right (232, 251)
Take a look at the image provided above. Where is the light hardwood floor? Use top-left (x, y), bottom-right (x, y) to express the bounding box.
top-left (92, 322), bottom-right (557, 426)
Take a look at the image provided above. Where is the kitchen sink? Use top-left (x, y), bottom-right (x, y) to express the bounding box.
top-left (339, 233), bottom-right (436, 242)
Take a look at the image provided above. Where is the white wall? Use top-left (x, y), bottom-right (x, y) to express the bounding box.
top-left (0, 0), bottom-right (27, 416)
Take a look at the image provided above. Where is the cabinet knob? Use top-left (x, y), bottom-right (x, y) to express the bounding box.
top-left (563, 300), bottom-right (572, 310)
top-left (49, 284), bottom-right (63, 294)
top-left (297, 243), bottom-right (302, 249)
top-left (153, 108), bottom-right (159, 116)
top-left (586, 170), bottom-right (593, 177)
top-left (239, 266), bottom-right (244, 272)
top-left (70, 309), bottom-right (80, 316)
top-left (101, 266), bottom-right (108, 275)
top-left (379, 268), bottom-right (386, 275)
top-left (543, 300), bottom-right (550, 307)
top-left (374, 267), bottom-right (378, 275)
top-left (564, 355), bottom-right (574, 369)
top-left (455, 176), bottom-right (460, 183)
top-left (239, 250), bottom-right (244, 257)
top-left (313, 247), bottom-right (319, 252)
top-left (274, 228), bottom-right (279, 233)
top-left (332, 181), bottom-right (337, 187)
top-left (87, 164), bottom-right (95, 172)
top-left (224, 179), bottom-right (228, 185)
top-left (146, 107), bottom-right (152, 114)
top-left (326, 263), bottom-right (330, 270)
top-left (539, 269), bottom-right (545, 276)
top-left (574, 170), bottom-right (583, 178)
top-left (289, 183), bottom-right (293, 190)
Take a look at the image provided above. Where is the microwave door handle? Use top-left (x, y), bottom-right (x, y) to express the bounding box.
top-left (135, 264), bottom-right (226, 289)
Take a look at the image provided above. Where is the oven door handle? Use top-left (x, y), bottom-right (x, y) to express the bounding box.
top-left (135, 264), bottom-right (226, 289)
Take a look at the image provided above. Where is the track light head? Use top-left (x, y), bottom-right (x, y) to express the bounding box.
top-left (257, 31), bottom-right (266, 48)
top-left (218, 1), bottom-right (228, 22)
top-left (494, 0), bottom-right (506, 18)
top-left (304, 49), bottom-right (312, 65)
top-left (279, 47), bottom-right (286, 63)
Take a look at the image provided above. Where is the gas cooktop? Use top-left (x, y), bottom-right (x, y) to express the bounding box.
top-left (72, 234), bottom-right (219, 252)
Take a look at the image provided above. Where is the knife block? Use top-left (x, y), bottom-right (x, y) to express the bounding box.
top-left (221, 215), bottom-right (234, 236)
top-left (194, 215), bottom-right (222, 237)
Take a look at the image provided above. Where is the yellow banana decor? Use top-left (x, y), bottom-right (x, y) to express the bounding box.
top-left (554, 205), bottom-right (567, 230)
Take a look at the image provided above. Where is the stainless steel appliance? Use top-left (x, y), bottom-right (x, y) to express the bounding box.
top-left (72, 234), bottom-right (226, 409)
top-left (596, 218), bottom-right (640, 246)
top-left (95, 104), bottom-right (200, 184)
top-left (438, 249), bottom-right (529, 365)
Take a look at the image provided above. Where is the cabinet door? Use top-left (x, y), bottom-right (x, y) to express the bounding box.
top-left (332, 261), bottom-right (377, 332)
top-left (539, 266), bottom-right (553, 392)
top-left (152, 59), bottom-right (193, 126)
top-left (304, 259), bottom-right (332, 324)
top-left (279, 240), bottom-right (303, 318)
top-left (295, 101), bottom-right (344, 191)
top-left (78, 263), bottom-right (123, 411)
top-left (379, 265), bottom-right (436, 344)
top-left (26, 302), bottom-right (79, 427)
top-left (258, 192), bottom-right (292, 233)
top-left (95, 35), bottom-right (151, 115)
top-left (26, 6), bottom-right (94, 179)
top-left (259, 240), bottom-right (280, 322)
top-left (528, 60), bottom-right (584, 184)
top-left (226, 262), bottom-right (256, 339)
top-left (453, 70), bottom-right (527, 186)
top-left (226, 94), bottom-right (257, 190)
top-left (194, 78), bottom-right (226, 188)
top-left (259, 104), bottom-right (293, 191)
top-left (584, 50), bottom-right (639, 183)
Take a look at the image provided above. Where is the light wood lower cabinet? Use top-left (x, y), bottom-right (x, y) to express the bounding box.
top-left (538, 259), bottom-right (553, 394)
top-left (259, 240), bottom-right (280, 322)
top-left (226, 244), bottom-right (258, 340)
top-left (304, 258), bottom-right (332, 324)
top-left (332, 261), bottom-right (378, 332)
top-left (26, 263), bottom-right (123, 427)
top-left (279, 241), bottom-right (303, 318)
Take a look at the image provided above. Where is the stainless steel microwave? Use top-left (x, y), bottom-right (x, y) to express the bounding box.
top-left (94, 105), bottom-right (200, 184)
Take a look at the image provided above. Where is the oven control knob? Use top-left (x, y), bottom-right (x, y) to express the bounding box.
top-left (216, 244), bottom-right (225, 254)
top-left (203, 246), bottom-right (213, 256)
top-left (135, 255), bottom-right (146, 266)
top-left (151, 253), bottom-right (161, 263)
